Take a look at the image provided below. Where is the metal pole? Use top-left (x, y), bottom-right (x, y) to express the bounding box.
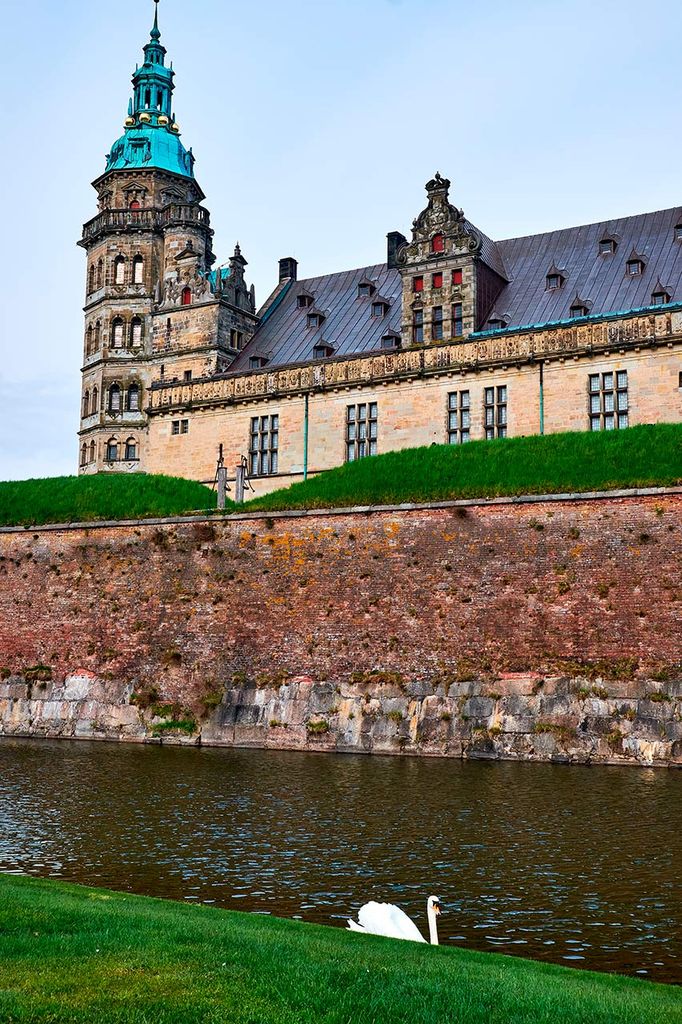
top-left (303, 392), bottom-right (310, 482)
top-left (539, 362), bottom-right (545, 436)
top-left (216, 467), bottom-right (228, 510)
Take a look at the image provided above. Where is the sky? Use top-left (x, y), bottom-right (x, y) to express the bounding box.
top-left (1, 0), bottom-right (681, 480)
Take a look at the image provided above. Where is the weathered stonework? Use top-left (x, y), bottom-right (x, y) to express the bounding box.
top-left (1, 493), bottom-right (681, 766)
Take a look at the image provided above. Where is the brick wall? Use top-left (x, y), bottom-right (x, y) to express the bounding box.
top-left (1, 492), bottom-right (681, 764)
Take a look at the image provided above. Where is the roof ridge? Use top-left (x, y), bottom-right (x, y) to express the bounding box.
top-left (496, 205), bottom-right (682, 246)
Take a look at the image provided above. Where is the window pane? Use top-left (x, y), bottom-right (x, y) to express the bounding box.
top-left (498, 386), bottom-right (507, 402)
top-left (604, 414), bottom-right (615, 430)
top-left (485, 408), bottom-right (494, 427)
top-left (448, 393), bottom-right (457, 410)
top-left (448, 412), bottom-right (458, 430)
top-left (603, 373), bottom-right (614, 390)
top-left (369, 422), bottom-right (378, 440)
top-left (358, 405), bottom-right (366, 419)
top-left (347, 407), bottom-right (355, 423)
top-left (271, 432), bottom-right (279, 450)
top-left (616, 371), bottom-right (627, 389)
top-left (499, 407), bottom-right (507, 426)
top-left (618, 414), bottom-right (629, 429)
top-left (461, 430), bottom-right (470, 443)
top-left (347, 444), bottom-right (355, 462)
top-left (461, 410), bottom-right (470, 428)
top-left (369, 403), bottom-right (378, 418)
top-left (486, 428), bottom-right (495, 440)
top-left (359, 423), bottom-right (367, 440)
top-left (369, 440), bottom-right (378, 456)
top-left (590, 395), bottom-right (601, 414)
top-left (358, 440), bottom-right (366, 458)
top-left (271, 452), bottom-right (278, 474)
top-left (485, 388), bottom-right (494, 404)
top-left (498, 426), bottom-right (507, 438)
top-left (460, 392), bottom-right (470, 409)
top-left (348, 424), bottom-right (356, 441)
top-left (604, 392), bottom-right (615, 412)
top-left (618, 392), bottom-right (628, 412)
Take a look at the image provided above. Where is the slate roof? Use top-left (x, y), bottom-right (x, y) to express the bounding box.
top-left (231, 264), bottom-right (402, 371)
top-left (234, 206), bottom-right (682, 371)
top-left (492, 206), bottom-right (682, 329)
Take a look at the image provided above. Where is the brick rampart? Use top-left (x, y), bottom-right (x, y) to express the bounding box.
top-left (1, 492), bottom-right (680, 765)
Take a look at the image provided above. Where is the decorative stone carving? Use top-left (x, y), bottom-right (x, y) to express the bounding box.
top-left (397, 172), bottom-right (482, 266)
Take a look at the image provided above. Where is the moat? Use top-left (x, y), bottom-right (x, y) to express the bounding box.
top-left (0, 739), bottom-right (679, 984)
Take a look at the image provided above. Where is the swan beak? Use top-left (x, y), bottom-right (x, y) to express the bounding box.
top-left (434, 902), bottom-right (442, 916)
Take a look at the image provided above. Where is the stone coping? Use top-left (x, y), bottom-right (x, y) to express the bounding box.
top-left (1, 485), bottom-right (680, 535)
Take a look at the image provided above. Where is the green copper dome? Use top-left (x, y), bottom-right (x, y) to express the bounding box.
top-left (104, 1), bottom-right (195, 180)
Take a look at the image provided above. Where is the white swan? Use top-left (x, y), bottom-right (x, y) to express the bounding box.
top-left (347, 896), bottom-right (442, 945)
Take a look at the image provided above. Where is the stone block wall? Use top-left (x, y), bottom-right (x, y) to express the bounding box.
top-left (0, 492), bottom-right (681, 766)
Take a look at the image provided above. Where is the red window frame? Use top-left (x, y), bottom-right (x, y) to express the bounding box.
top-left (432, 234), bottom-right (445, 253)
top-left (452, 269), bottom-right (463, 286)
top-left (413, 276), bottom-right (424, 292)
top-left (181, 287), bottom-right (192, 306)
top-left (432, 272), bottom-right (443, 289)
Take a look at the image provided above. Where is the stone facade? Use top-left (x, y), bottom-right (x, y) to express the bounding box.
top-left (1, 493), bottom-right (681, 765)
top-left (78, 10), bottom-right (682, 493)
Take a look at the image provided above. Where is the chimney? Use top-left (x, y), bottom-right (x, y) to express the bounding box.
top-left (279, 257), bottom-right (298, 282)
top-left (387, 231), bottom-right (407, 270)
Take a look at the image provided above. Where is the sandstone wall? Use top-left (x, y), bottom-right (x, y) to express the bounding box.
top-left (1, 492), bottom-right (681, 766)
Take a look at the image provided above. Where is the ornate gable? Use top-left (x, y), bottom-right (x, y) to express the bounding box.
top-left (398, 173), bottom-right (483, 266)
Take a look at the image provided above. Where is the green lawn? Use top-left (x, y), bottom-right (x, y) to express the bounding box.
top-left (0, 474), bottom-right (221, 527)
top-left (0, 876), bottom-right (678, 1024)
top-left (245, 423), bottom-right (682, 512)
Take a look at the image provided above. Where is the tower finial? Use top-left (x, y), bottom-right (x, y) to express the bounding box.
top-left (151, 0), bottom-right (161, 41)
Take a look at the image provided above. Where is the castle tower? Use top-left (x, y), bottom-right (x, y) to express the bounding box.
top-left (78, 1), bottom-right (257, 475)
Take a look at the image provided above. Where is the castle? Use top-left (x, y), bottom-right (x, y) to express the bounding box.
top-left (79, 3), bottom-right (682, 496)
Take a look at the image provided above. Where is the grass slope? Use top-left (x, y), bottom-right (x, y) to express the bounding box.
top-left (246, 424), bottom-right (682, 512)
top-left (0, 474), bottom-right (222, 527)
top-left (0, 876), bottom-right (678, 1024)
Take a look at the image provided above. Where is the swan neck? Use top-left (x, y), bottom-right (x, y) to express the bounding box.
top-left (427, 904), bottom-right (439, 945)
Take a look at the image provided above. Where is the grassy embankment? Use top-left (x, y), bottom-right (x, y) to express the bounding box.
top-left (1, 425), bottom-right (681, 527)
top-left (0, 473), bottom-right (222, 527)
top-left (0, 876), bottom-right (678, 1024)
top-left (245, 423), bottom-right (682, 512)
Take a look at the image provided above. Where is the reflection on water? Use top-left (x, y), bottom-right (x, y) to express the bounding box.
top-left (0, 739), bottom-right (679, 983)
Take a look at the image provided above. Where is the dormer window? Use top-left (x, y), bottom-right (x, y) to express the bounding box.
top-left (371, 299), bottom-right (389, 319)
top-left (570, 304), bottom-right (589, 318)
top-left (675, 225), bottom-right (682, 242)
top-left (546, 273), bottom-right (564, 290)
top-left (651, 288), bottom-right (671, 306)
top-left (249, 356), bottom-right (269, 370)
top-left (381, 332), bottom-right (402, 351)
top-left (432, 233), bottom-right (445, 253)
top-left (297, 293), bottom-right (314, 309)
top-left (487, 319), bottom-right (505, 330)
top-left (599, 238), bottom-right (616, 255)
top-left (626, 257), bottom-right (645, 276)
top-left (307, 312), bottom-right (325, 329)
top-left (357, 281), bottom-right (375, 298)
top-left (313, 343), bottom-right (335, 359)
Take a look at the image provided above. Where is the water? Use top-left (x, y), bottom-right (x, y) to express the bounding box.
top-left (0, 739), bottom-right (679, 984)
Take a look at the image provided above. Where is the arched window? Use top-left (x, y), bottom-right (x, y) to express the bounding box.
top-left (108, 384), bottom-right (121, 413)
top-left (86, 325), bottom-right (93, 356)
top-left (88, 264), bottom-right (95, 294)
top-left (130, 318), bottom-right (143, 347)
top-left (80, 444), bottom-right (88, 467)
top-left (127, 383), bottom-right (140, 412)
top-left (182, 286), bottom-right (192, 306)
top-left (133, 255), bottom-right (144, 285)
top-left (82, 390), bottom-right (90, 418)
top-left (95, 321), bottom-right (101, 349)
top-left (96, 258), bottom-right (104, 289)
top-left (111, 318), bottom-right (125, 348)
top-left (89, 440), bottom-right (96, 463)
top-left (114, 256), bottom-right (126, 285)
top-left (92, 386), bottom-right (99, 415)
top-left (106, 438), bottom-right (119, 463)
top-left (432, 233), bottom-right (445, 253)
top-left (125, 438), bottom-right (138, 461)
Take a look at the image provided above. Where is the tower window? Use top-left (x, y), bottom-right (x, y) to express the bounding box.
top-left (124, 438), bottom-right (138, 461)
top-left (413, 276), bottom-right (424, 293)
top-left (432, 306), bottom-right (444, 341)
top-left (452, 269), bottom-right (463, 286)
top-left (133, 256), bottom-right (144, 284)
top-left (111, 318), bottom-right (125, 348)
top-left (452, 303), bottom-right (463, 337)
top-left (346, 403), bottom-right (378, 462)
top-left (183, 370), bottom-right (192, 382)
top-left (448, 391), bottom-right (471, 445)
top-left (413, 309), bottom-right (424, 344)
top-left (589, 371), bottom-right (628, 431)
top-left (432, 272), bottom-right (443, 289)
top-left (88, 265), bottom-right (96, 294)
top-left (89, 440), bottom-right (96, 463)
top-left (484, 385), bottom-right (508, 440)
top-left (249, 415), bottom-right (279, 476)
top-left (127, 384), bottom-right (140, 412)
top-left (181, 287), bottom-right (192, 306)
top-left (108, 384), bottom-right (121, 413)
top-left (432, 233), bottom-right (445, 253)
top-left (80, 444), bottom-right (87, 467)
top-left (91, 386), bottom-right (99, 415)
top-left (96, 259), bottom-right (104, 289)
top-left (131, 318), bottom-right (143, 347)
top-left (106, 438), bottom-right (119, 463)
top-left (86, 325), bottom-right (94, 356)
top-left (95, 322), bottom-right (101, 349)
top-left (230, 329), bottom-right (244, 349)
top-left (114, 256), bottom-right (126, 285)
top-left (82, 390), bottom-right (90, 418)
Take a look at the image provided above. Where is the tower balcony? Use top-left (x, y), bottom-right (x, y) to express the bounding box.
top-left (80, 204), bottom-right (211, 246)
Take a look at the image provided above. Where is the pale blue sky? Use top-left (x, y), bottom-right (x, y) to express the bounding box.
top-left (1, 0), bottom-right (680, 480)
